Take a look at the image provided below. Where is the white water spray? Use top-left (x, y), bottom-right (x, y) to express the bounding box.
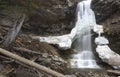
top-left (70, 0), bottom-right (99, 68)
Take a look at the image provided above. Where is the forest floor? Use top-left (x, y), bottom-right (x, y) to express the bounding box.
top-left (0, 26), bottom-right (118, 77)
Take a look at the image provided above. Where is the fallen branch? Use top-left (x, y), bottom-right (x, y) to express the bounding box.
top-left (107, 70), bottom-right (120, 76)
top-left (0, 48), bottom-right (66, 77)
top-left (13, 47), bottom-right (43, 55)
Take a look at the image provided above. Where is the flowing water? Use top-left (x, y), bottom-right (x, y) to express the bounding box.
top-left (70, 0), bottom-right (99, 68)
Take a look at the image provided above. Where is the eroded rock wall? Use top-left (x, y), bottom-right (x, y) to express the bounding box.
top-left (92, 0), bottom-right (120, 54)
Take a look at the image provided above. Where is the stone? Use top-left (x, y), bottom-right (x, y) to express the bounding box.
top-left (96, 45), bottom-right (120, 68)
top-left (95, 37), bottom-right (109, 45)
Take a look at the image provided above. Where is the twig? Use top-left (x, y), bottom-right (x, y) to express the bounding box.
top-left (0, 48), bottom-right (66, 77)
top-left (13, 47), bottom-right (43, 55)
top-left (0, 55), bottom-right (12, 61)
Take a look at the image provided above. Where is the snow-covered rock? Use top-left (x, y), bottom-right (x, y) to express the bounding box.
top-left (96, 45), bottom-right (119, 62)
top-left (93, 25), bottom-right (103, 34)
top-left (96, 45), bottom-right (120, 68)
top-left (32, 34), bottom-right (72, 50)
top-left (95, 37), bottom-right (109, 45)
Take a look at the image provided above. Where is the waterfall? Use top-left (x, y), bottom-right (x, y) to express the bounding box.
top-left (70, 0), bottom-right (99, 68)
top-left (31, 0), bottom-right (120, 69)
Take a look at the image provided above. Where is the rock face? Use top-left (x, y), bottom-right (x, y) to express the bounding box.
top-left (92, 0), bottom-right (120, 34)
top-left (92, 0), bottom-right (120, 23)
top-left (93, 24), bottom-right (120, 68)
top-left (0, 0), bottom-right (77, 36)
top-left (25, 0), bottom-right (78, 35)
top-left (92, 0), bottom-right (120, 55)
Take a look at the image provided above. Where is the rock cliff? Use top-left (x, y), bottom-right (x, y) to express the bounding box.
top-left (92, 0), bottom-right (120, 54)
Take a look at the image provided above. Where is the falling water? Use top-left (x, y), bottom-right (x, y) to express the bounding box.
top-left (70, 0), bottom-right (99, 68)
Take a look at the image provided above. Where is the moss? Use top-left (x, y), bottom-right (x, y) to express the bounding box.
top-left (104, 27), bottom-right (111, 35)
top-left (58, 49), bottom-right (74, 60)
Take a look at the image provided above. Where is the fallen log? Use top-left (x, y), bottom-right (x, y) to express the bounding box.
top-left (2, 15), bottom-right (25, 47)
top-left (0, 48), bottom-right (66, 77)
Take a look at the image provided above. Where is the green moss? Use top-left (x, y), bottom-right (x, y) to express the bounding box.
top-left (104, 27), bottom-right (111, 35)
top-left (58, 49), bottom-right (75, 60)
